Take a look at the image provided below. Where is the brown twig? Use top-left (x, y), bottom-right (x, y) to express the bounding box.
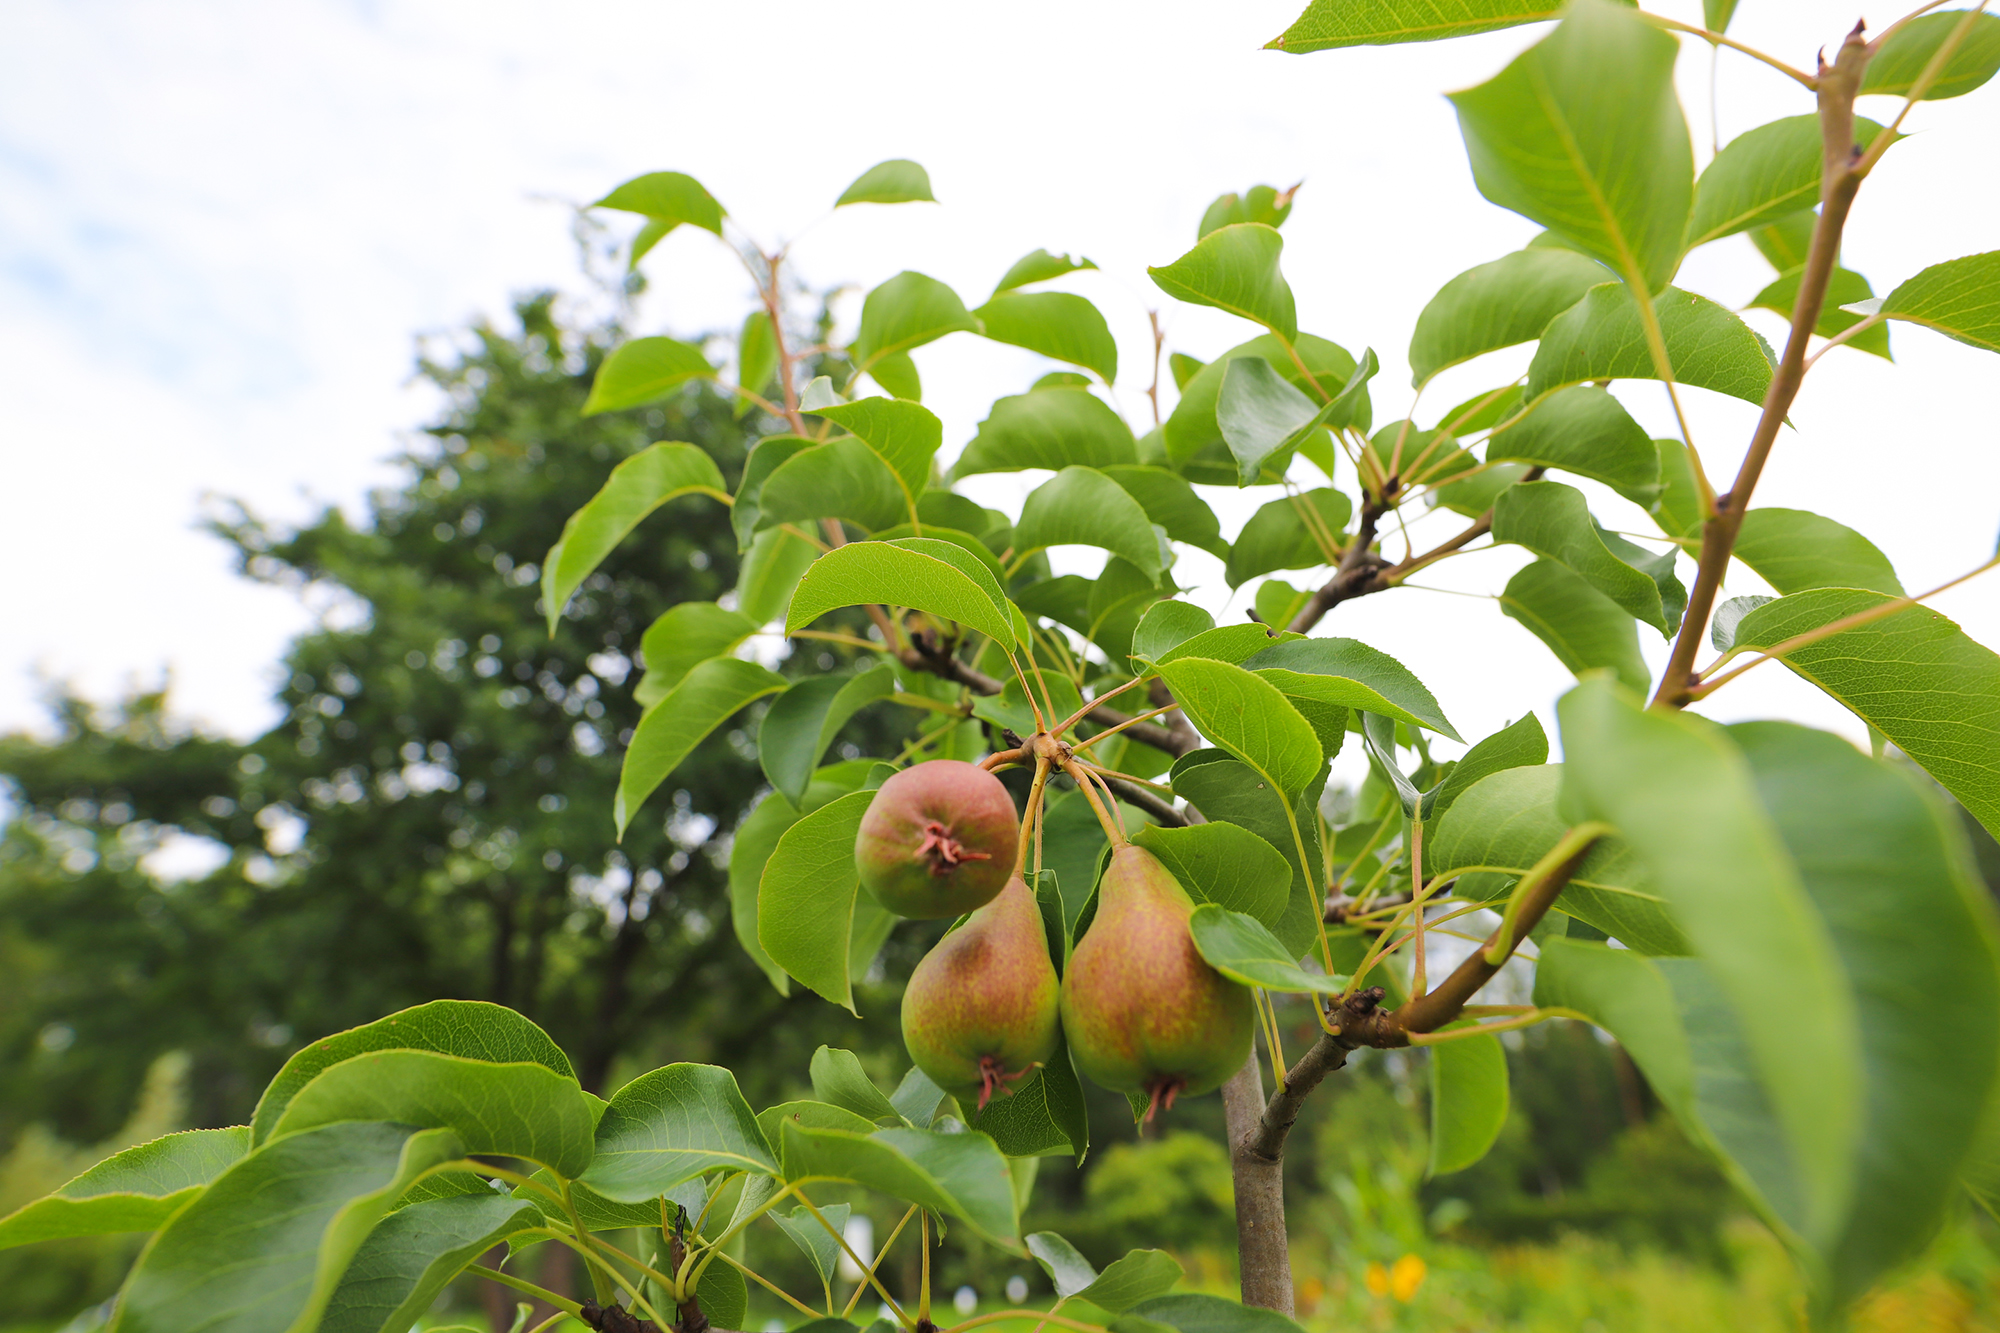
top-left (1653, 23), bottom-right (1874, 708)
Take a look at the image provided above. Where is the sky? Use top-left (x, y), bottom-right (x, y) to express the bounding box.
top-left (3, 0), bottom-right (1996, 777)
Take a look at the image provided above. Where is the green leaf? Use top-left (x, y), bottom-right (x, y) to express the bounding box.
top-left (1156, 659), bottom-right (1324, 794)
top-left (1166, 335), bottom-right (1359, 469)
top-left (866, 349), bottom-right (921, 401)
top-left (759, 790), bottom-right (881, 1013)
top-left (1130, 1293), bottom-right (1306, 1333)
top-left (731, 794), bottom-right (806, 997)
top-left (759, 666), bottom-right (897, 808)
top-left (994, 250), bottom-right (1099, 295)
top-left (758, 437), bottom-right (909, 535)
top-left (1429, 764), bottom-right (1687, 954)
top-left (1533, 939), bottom-right (1696, 1117)
top-left (583, 337), bottom-right (718, 415)
top-left (1728, 590), bottom-right (2000, 837)
top-left (1224, 490), bottom-right (1351, 588)
top-left (1267, 0), bottom-right (1569, 50)
top-left (1485, 386), bottom-right (1659, 495)
top-left (1130, 601), bottom-right (1215, 664)
top-left (837, 160), bottom-right (936, 206)
top-left (543, 443), bottom-right (729, 632)
top-left (319, 1193), bottom-right (541, 1333)
top-left (1132, 822), bottom-right (1292, 932)
top-left (1557, 679), bottom-right (1862, 1247)
top-left (1241, 637), bottom-right (1459, 739)
top-left (733, 434), bottom-right (818, 550)
top-left (1169, 752), bottom-right (1327, 960)
top-left (853, 272), bottom-right (981, 367)
top-left (1013, 467), bottom-right (1164, 579)
top-left (1102, 466), bottom-right (1229, 558)
top-left (738, 527), bottom-right (820, 627)
top-left (617, 658), bottom-right (788, 837)
top-left (810, 1046), bottom-right (904, 1124)
top-left (1860, 11), bottom-right (2000, 100)
top-left (969, 1034), bottom-right (1090, 1161)
top-left (1218, 352), bottom-right (1378, 486)
top-left (1528, 284), bottom-right (1774, 405)
top-left (1880, 251), bottom-right (2000, 354)
top-left (1448, 0), bottom-right (1692, 293)
top-left (269, 1051), bottom-right (596, 1178)
top-left (1732, 508), bottom-right (1903, 596)
top-left (0, 1127), bottom-right (249, 1250)
top-left (1148, 224), bottom-right (1297, 342)
top-left (109, 1123), bottom-right (462, 1333)
top-left (1434, 462), bottom-right (1530, 519)
top-left (810, 397), bottom-right (945, 508)
top-left (1198, 184), bottom-right (1298, 238)
top-left (1408, 248), bottom-right (1610, 385)
top-left (582, 1063), bottom-right (777, 1201)
top-left (1687, 116), bottom-right (1896, 250)
top-left (634, 603), bottom-right (760, 708)
top-left (776, 1121), bottom-right (1019, 1245)
top-left (772, 1203), bottom-right (851, 1284)
top-left (976, 292), bottom-right (1118, 383)
top-left (1148, 625), bottom-right (1299, 672)
top-left (1188, 905), bottom-right (1341, 992)
top-left (757, 1101), bottom-right (879, 1147)
top-left (252, 1001), bottom-right (573, 1148)
top-left (1428, 1027), bottom-right (1509, 1176)
top-left (788, 539), bottom-right (1015, 647)
top-left (1424, 713), bottom-right (1549, 833)
top-left (955, 387), bottom-right (1138, 477)
top-left (971, 674), bottom-right (1088, 741)
top-left (1493, 480), bottom-right (1685, 635)
top-left (1255, 580), bottom-right (1309, 632)
top-left (1749, 210), bottom-right (1817, 272)
top-left (1498, 559), bottom-right (1652, 694)
top-left (1044, 1244), bottom-right (1186, 1312)
top-left (1748, 263), bottom-right (1892, 360)
top-left (595, 171), bottom-right (724, 234)
top-left (1732, 722), bottom-right (2000, 1305)
top-left (1649, 438), bottom-right (1705, 540)
top-left (739, 311), bottom-right (778, 401)
top-left (1704, 0), bottom-right (1738, 33)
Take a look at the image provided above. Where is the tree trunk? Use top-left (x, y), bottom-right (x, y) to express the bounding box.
top-left (1222, 1050), bottom-right (1293, 1314)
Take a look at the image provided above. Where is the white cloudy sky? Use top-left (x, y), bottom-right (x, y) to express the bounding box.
top-left (3, 0), bottom-right (1995, 765)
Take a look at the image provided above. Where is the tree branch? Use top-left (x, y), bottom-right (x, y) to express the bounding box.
top-left (1653, 23), bottom-right (1873, 707)
top-left (1242, 828), bottom-right (1603, 1164)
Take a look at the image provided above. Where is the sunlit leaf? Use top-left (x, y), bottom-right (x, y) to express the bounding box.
top-left (1242, 637), bottom-right (1458, 739)
top-left (1408, 248), bottom-right (1609, 385)
top-left (1493, 480), bottom-right (1685, 635)
top-left (787, 539), bottom-right (1016, 647)
top-left (1486, 386), bottom-right (1659, 496)
top-left (993, 249), bottom-right (1099, 296)
top-left (1133, 822), bottom-right (1292, 931)
top-left (758, 437), bottom-right (909, 535)
top-left (837, 159), bottom-right (936, 207)
top-left (737, 527), bottom-right (820, 626)
top-left (1169, 751), bottom-right (1327, 959)
top-left (1729, 590), bottom-right (2000, 836)
top-left (1188, 905), bottom-right (1340, 991)
top-left (1218, 351), bottom-right (1378, 486)
top-left (853, 272), bottom-right (981, 367)
top-left (1880, 252), bottom-right (2000, 354)
top-left (1103, 466), bottom-right (1229, 558)
top-left (1156, 659), bottom-right (1324, 794)
top-left (776, 1120), bottom-right (1019, 1245)
top-left (1686, 116), bottom-right (1896, 249)
top-left (595, 171), bottom-right (725, 234)
top-left (1224, 491), bottom-right (1351, 588)
top-left (1528, 284), bottom-right (1774, 405)
top-left (634, 603), bottom-right (759, 708)
top-left (1013, 467), bottom-right (1164, 579)
top-left (582, 1063), bottom-right (777, 1200)
top-left (0, 1128), bottom-right (249, 1250)
top-left (759, 791), bottom-right (881, 1014)
top-left (955, 387), bottom-right (1138, 477)
top-left (1448, 0), bottom-right (1692, 293)
top-left (810, 396), bottom-right (945, 507)
top-left (1267, 0), bottom-right (1570, 50)
top-left (1748, 264), bottom-right (1892, 360)
top-left (1148, 224), bottom-right (1298, 341)
top-left (110, 1124), bottom-right (463, 1333)
top-left (583, 337), bottom-right (718, 415)
top-left (1166, 334), bottom-right (1359, 469)
top-left (1732, 508), bottom-right (1903, 596)
top-left (1860, 11), bottom-right (2000, 100)
top-left (1497, 559), bottom-right (1651, 694)
top-left (543, 443), bottom-right (729, 632)
top-left (616, 658), bottom-right (789, 837)
top-left (976, 291), bottom-right (1119, 383)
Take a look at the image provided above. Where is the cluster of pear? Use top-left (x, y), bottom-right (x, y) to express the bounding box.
top-left (855, 759), bottom-right (1254, 1119)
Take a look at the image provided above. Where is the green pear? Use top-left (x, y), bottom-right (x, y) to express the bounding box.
top-left (1060, 842), bottom-right (1255, 1118)
top-left (855, 759), bottom-right (1018, 919)
top-left (901, 874), bottom-right (1061, 1109)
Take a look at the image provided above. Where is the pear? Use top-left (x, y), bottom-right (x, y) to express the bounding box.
top-left (856, 759), bottom-right (1018, 919)
top-left (1059, 842), bottom-right (1254, 1119)
top-left (901, 875), bottom-right (1061, 1109)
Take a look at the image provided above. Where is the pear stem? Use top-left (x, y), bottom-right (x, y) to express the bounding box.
top-left (1060, 753), bottom-right (1128, 845)
top-left (1016, 758), bottom-right (1052, 879)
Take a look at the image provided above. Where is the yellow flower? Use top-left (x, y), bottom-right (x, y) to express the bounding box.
top-left (1364, 1261), bottom-right (1390, 1298)
top-left (1389, 1253), bottom-right (1427, 1302)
